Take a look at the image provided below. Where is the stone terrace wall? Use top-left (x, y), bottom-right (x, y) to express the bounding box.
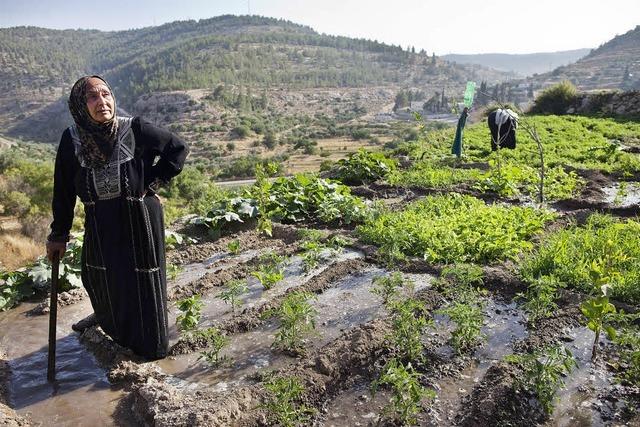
top-left (571, 90), bottom-right (640, 118)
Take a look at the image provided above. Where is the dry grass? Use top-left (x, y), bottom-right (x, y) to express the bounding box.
top-left (0, 232), bottom-right (42, 270)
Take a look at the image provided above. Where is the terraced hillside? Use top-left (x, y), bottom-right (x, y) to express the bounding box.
top-left (0, 15), bottom-right (510, 144)
top-left (532, 25), bottom-right (640, 91)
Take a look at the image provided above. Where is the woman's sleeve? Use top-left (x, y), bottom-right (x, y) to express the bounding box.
top-left (48, 131), bottom-right (77, 242)
top-left (135, 118), bottom-right (189, 188)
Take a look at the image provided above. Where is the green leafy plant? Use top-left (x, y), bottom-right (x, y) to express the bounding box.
top-left (226, 239), bottom-right (241, 255)
top-left (438, 301), bottom-right (485, 354)
top-left (166, 263), bottom-right (183, 281)
top-left (197, 327), bottom-right (231, 367)
top-left (191, 197), bottom-right (259, 237)
top-left (371, 359), bottom-right (434, 425)
top-left (387, 296), bottom-right (430, 362)
top-left (218, 279), bottom-right (248, 312)
top-left (266, 291), bottom-right (318, 354)
top-left (253, 162), bottom-right (279, 236)
top-left (371, 272), bottom-right (405, 306)
top-left (506, 346), bottom-right (576, 414)
top-left (165, 230), bottom-right (196, 250)
top-left (520, 214), bottom-right (640, 305)
top-left (581, 241), bottom-right (623, 361)
top-left (609, 311), bottom-right (640, 386)
top-left (519, 276), bottom-right (563, 323)
top-left (176, 294), bottom-right (203, 332)
top-left (251, 252), bottom-right (286, 290)
top-left (358, 193), bottom-right (555, 264)
top-left (264, 173), bottom-right (370, 225)
top-left (301, 241), bottom-right (324, 273)
top-left (333, 148), bottom-right (397, 184)
top-left (261, 376), bottom-right (316, 427)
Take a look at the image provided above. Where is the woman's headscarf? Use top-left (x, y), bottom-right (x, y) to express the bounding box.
top-left (68, 75), bottom-right (119, 168)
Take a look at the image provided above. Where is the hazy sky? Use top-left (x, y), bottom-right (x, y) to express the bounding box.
top-left (1, 0), bottom-right (638, 54)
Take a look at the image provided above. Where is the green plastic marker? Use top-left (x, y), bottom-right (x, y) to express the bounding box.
top-left (463, 81), bottom-right (476, 107)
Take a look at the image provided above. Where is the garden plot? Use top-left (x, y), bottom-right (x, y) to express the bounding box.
top-left (1, 114), bottom-right (639, 426)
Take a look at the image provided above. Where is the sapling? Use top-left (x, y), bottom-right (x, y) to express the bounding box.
top-left (218, 279), bottom-right (248, 312)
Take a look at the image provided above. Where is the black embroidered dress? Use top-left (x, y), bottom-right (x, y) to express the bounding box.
top-left (49, 117), bottom-right (187, 359)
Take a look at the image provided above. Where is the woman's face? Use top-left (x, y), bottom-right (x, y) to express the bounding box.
top-left (85, 77), bottom-right (114, 123)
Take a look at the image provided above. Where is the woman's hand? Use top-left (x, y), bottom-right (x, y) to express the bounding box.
top-left (46, 241), bottom-right (66, 263)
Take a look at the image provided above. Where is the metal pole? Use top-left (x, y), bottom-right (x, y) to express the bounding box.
top-left (47, 253), bottom-right (60, 382)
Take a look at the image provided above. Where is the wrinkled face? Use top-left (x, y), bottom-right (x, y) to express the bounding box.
top-left (85, 77), bottom-right (114, 123)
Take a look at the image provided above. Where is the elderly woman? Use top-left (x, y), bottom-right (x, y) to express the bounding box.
top-left (46, 76), bottom-right (188, 359)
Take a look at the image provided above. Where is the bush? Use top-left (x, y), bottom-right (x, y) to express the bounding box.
top-left (529, 80), bottom-right (578, 115)
top-left (333, 149), bottom-right (397, 184)
top-left (232, 125), bottom-right (250, 138)
top-left (351, 128), bottom-right (371, 140)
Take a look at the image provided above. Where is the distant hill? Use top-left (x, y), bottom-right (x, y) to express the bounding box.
top-left (442, 49), bottom-right (590, 77)
top-left (0, 15), bottom-right (512, 143)
top-left (529, 25), bottom-right (640, 91)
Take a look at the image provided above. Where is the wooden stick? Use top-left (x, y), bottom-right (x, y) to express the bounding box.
top-left (47, 253), bottom-right (60, 382)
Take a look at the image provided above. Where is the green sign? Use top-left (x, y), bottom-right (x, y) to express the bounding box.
top-left (463, 81), bottom-right (476, 107)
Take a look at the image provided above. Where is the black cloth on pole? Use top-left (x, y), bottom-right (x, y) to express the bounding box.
top-left (488, 110), bottom-right (517, 150)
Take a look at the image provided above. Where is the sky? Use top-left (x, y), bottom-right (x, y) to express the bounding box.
top-left (1, 0), bottom-right (638, 55)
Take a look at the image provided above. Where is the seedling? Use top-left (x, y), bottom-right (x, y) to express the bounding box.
top-left (519, 276), bottom-right (562, 323)
top-left (266, 291), bottom-right (318, 354)
top-left (251, 252), bottom-right (286, 290)
top-left (438, 301), bottom-right (485, 354)
top-left (261, 375), bottom-right (316, 426)
top-left (371, 359), bottom-right (434, 425)
top-left (387, 297), bottom-right (429, 362)
top-left (371, 272), bottom-right (405, 306)
top-left (167, 263), bottom-right (183, 281)
top-left (506, 346), bottom-right (576, 414)
top-left (227, 239), bottom-right (241, 255)
top-left (197, 327), bottom-right (231, 367)
top-left (218, 279), bottom-right (248, 312)
top-left (176, 294), bottom-right (203, 332)
top-left (301, 240), bottom-right (324, 273)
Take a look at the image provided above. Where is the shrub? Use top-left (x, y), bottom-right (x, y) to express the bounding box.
top-left (529, 80), bottom-right (578, 115)
top-left (333, 149), bottom-right (397, 185)
top-left (232, 125), bottom-right (250, 138)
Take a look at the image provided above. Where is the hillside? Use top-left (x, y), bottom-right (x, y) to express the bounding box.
top-left (0, 15), bottom-right (511, 145)
top-left (530, 25), bottom-right (640, 91)
top-left (442, 49), bottom-right (590, 77)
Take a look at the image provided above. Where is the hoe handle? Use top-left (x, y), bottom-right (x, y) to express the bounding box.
top-left (47, 253), bottom-right (60, 382)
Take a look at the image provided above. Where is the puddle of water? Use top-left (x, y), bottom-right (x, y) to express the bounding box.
top-left (313, 269), bottom-right (435, 347)
top-left (159, 321), bottom-right (295, 391)
top-left (320, 380), bottom-right (433, 427)
top-left (602, 182), bottom-right (640, 207)
top-left (0, 299), bottom-right (132, 426)
top-left (550, 326), bottom-right (612, 427)
top-left (430, 300), bottom-right (528, 424)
